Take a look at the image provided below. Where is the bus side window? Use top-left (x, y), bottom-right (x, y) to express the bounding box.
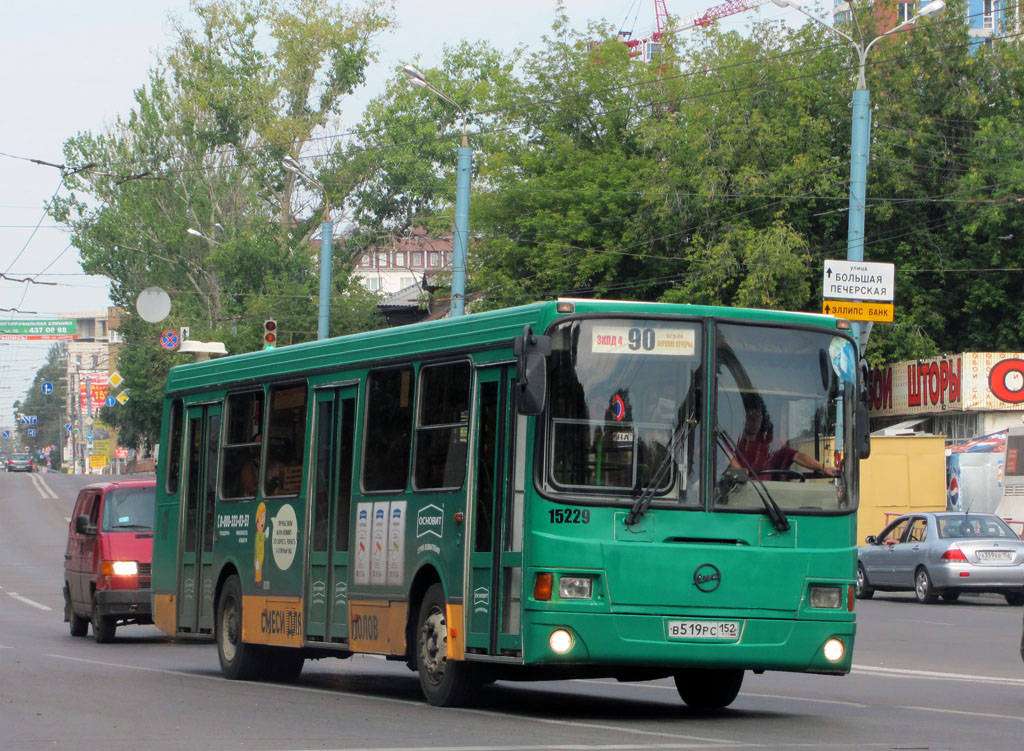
top-left (221, 390), bottom-right (264, 500)
top-left (414, 361), bottom-right (470, 491)
top-left (165, 399), bottom-right (183, 495)
top-left (264, 383), bottom-right (307, 497)
top-left (363, 366), bottom-right (414, 492)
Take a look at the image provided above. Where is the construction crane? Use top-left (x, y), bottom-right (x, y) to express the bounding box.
top-left (619, 0), bottom-right (771, 62)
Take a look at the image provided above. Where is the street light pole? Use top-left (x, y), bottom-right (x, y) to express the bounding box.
top-left (403, 64), bottom-right (470, 317)
top-left (283, 155), bottom-right (333, 340)
top-left (772, 0), bottom-right (945, 344)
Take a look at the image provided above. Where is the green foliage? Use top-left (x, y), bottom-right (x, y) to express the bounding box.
top-left (40, 0), bottom-right (1024, 449)
top-left (48, 0), bottom-right (393, 451)
top-left (352, 2), bottom-right (1024, 361)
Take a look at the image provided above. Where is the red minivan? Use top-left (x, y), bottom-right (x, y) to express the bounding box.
top-left (63, 479), bottom-right (156, 642)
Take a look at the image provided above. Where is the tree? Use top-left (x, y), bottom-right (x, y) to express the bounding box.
top-left (16, 344), bottom-right (68, 469)
top-left (352, 2), bottom-right (1024, 366)
top-left (50, 0), bottom-right (393, 449)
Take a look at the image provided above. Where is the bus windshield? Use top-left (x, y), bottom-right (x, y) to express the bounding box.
top-left (714, 323), bottom-right (854, 512)
top-left (545, 318), bottom-right (702, 505)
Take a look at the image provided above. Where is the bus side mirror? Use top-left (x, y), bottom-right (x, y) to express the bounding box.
top-left (513, 326), bottom-right (551, 416)
top-left (856, 360), bottom-right (871, 460)
top-left (857, 400), bottom-right (871, 460)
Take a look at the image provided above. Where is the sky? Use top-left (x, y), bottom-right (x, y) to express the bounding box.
top-left (0, 0), bottom-right (795, 423)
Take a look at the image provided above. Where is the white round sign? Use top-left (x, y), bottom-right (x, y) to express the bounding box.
top-left (136, 287), bottom-right (172, 323)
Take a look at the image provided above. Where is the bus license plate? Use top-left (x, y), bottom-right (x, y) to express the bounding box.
top-left (667, 620), bottom-right (740, 640)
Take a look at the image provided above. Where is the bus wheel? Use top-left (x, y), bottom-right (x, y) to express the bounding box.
top-left (91, 598), bottom-right (116, 643)
top-left (263, 647), bottom-right (304, 683)
top-left (217, 575), bottom-right (260, 680)
top-left (673, 668), bottom-right (744, 709)
top-left (416, 583), bottom-right (478, 707)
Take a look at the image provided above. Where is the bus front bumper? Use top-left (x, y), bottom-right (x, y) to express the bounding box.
top-left (523, 611), bottom-right (855, 674)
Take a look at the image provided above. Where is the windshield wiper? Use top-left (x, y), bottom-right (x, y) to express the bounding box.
top-left (716, 427), bottom-right (790, 533)
top-left (625, 416), bottom-right (694, 527)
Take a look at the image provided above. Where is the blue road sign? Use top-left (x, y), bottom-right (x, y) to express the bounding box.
top-left (27, 429), bottom-right (36, 437)
top-left (1, 430), bottom-right (9, 438)
top-left (64, 423), bottom-right (73, 432)
top-left (161, 330), bottom-right (179, 350)
top-left (41, 381), bottom-right (53, 395)
top-left (105, 396), bottom-right (116, 407)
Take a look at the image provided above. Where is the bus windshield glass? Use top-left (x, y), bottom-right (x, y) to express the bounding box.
top-left (546, 318), bottom-right (702, 505)
top-left (714, 323), bottom-right (854, 513)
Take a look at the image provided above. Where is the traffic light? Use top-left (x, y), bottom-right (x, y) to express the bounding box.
top-left (263, 319), bottom-right (277, 349)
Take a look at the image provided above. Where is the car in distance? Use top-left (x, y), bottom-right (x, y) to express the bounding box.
top-left (63, 479), bottom-right (156, 642)
top-left (7, 453), bottom-right (34, 472)
top-left (856, 511), bottom-right (1024, 605)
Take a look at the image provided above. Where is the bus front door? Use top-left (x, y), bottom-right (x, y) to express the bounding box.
top-left (467, 365), bottom-right (523, 657)
top-left (305, 385), bottom-right (357, 644)
top-left (177, 403), bottom-right (221, 634)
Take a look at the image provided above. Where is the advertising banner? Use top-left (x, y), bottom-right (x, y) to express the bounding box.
top-left (869, 353), bottom-right (1024, 417)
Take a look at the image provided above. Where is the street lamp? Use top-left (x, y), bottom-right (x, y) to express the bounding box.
top-left (402, 64), bottom-right (471, 317)
top-left (773, 0), bottom-right (945, 344)
top-left (186, 227), bottom-right (219, 244)
top-left (282, 155), bottom-right (333, 340)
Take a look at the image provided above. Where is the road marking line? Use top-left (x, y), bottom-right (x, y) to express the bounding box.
top-left (572, 679), bottom-right (869, 709)
top-left (28, 472), bottom-right (57, 499)
top-left (43, 654), bottom-right (746, 746)
top-left (901, 706), bottom-right (1024, 723)
top-left (852, 664), bottom-right (1024, 686)
top-left (37, 473), bottom-right (57, 498)
top-left (7, 592), bottom-right (52, 611)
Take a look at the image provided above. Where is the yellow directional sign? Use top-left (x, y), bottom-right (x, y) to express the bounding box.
top-left (822, 300), bottom-right (894, 322)
top-left (116, 392), bottom-right (130, 405)
top-left (109, 371), bottom-right (123, 388)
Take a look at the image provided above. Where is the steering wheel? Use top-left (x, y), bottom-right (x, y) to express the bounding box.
top-left (758, 469), bottom-right (806, 482)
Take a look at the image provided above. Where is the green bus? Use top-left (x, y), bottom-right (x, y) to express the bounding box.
top-left (152, 299), bottom-right (868, 708)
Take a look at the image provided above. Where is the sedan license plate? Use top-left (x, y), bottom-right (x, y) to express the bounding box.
top-left (667, 620), bottom-right (740, 640)
top-left (977, 550), bottom-right (1013, 562)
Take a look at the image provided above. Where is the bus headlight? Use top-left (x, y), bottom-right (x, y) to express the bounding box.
top-left (823, 638), bottom-right (845, 662)
top-left (558, 576), bottom-right (593, 599)
top-left (809, 585), bottom-right (843, 609)
top-left (549, 629), bottom-right (574, 654)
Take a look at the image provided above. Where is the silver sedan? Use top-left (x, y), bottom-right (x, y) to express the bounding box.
top-left (856, 511), bottom-right (1024, 605)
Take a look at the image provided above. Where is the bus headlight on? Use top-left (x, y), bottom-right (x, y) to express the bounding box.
top-left (549, 629), bottom-right (574, 654)
top-left (823, 638), bottom-right (845, 663)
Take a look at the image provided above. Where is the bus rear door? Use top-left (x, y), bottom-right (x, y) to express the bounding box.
top-left (305, 385), bottom-right (357, 643)
top-left (178, 403), bottom-right (221, 634)
top-left (467, 365), bottom-right (523, 657)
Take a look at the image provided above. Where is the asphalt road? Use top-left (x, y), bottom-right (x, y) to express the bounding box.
top-left (2, 470), bottom-right (1023, 751)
